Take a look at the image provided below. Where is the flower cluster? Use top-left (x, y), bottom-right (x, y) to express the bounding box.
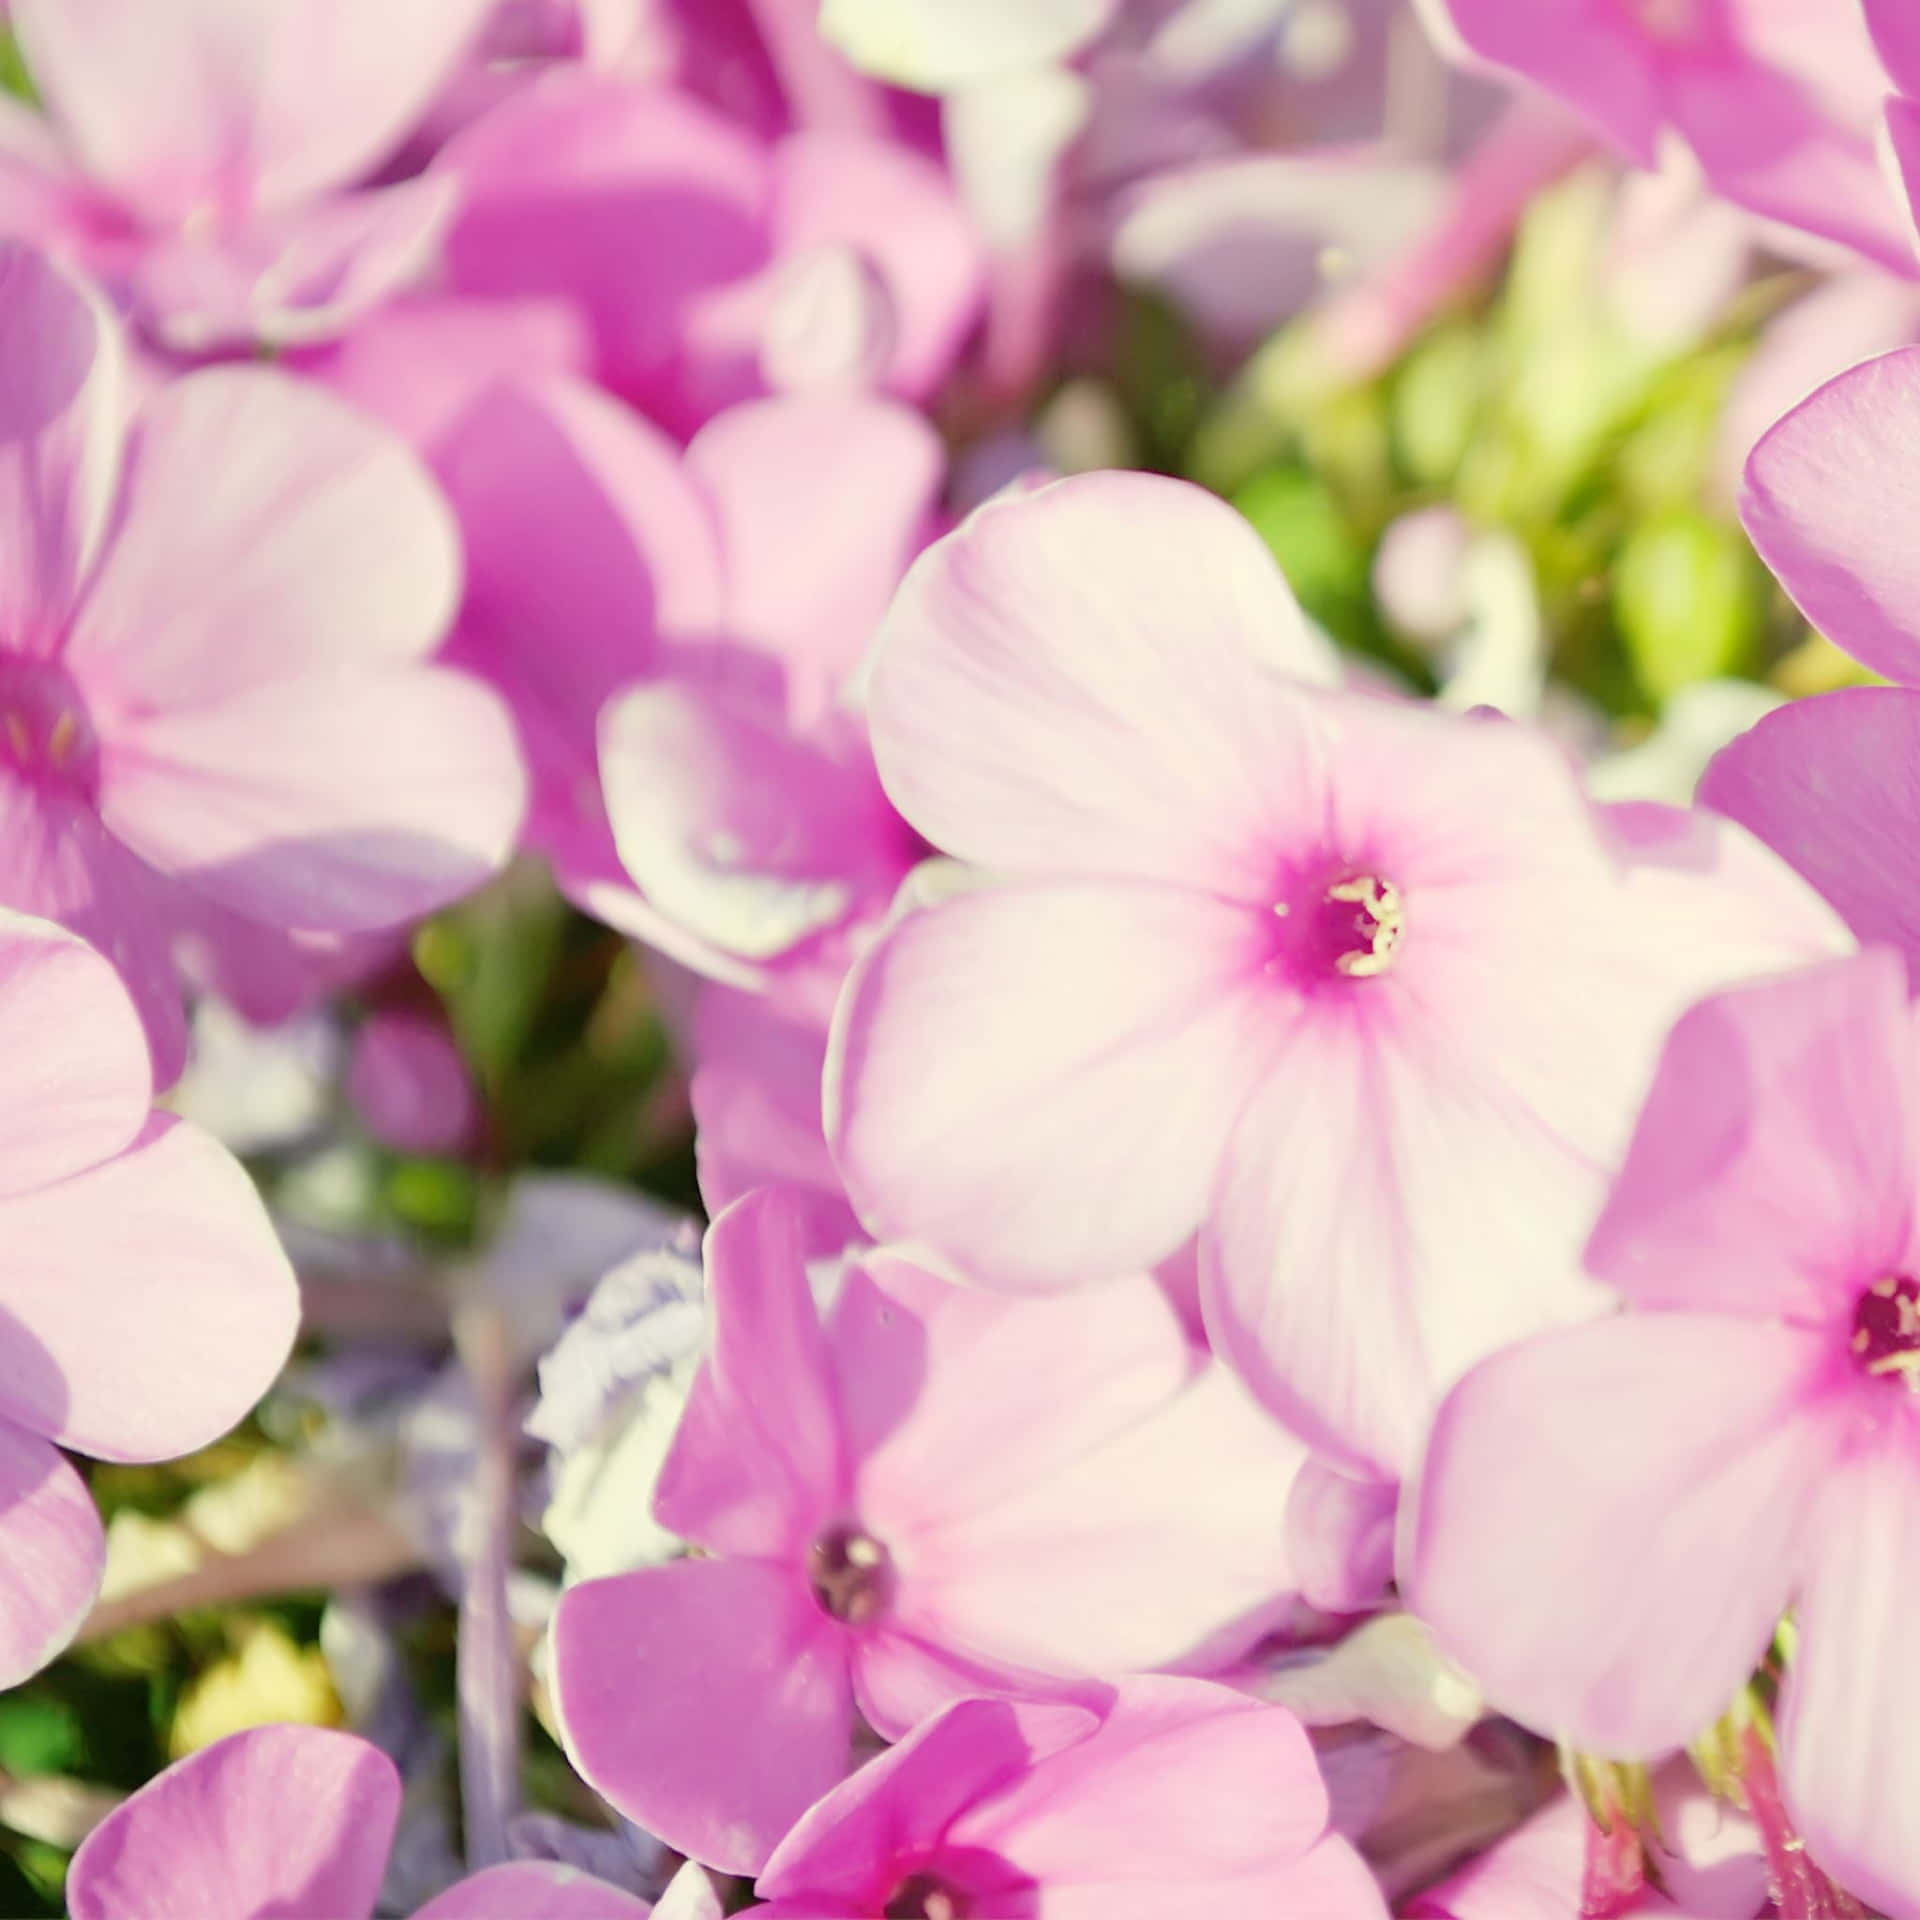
top-left (0, 1), bottom-right (1916, 1917)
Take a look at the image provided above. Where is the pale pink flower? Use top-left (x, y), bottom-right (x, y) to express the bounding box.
top-left (434, 70), bottom-right (983, 434)
top-left (433, 375), bottom-right (935, 1001)
top-left (0, 908), bottom-right (297, 1685)
top-left (550, 1185), bottom-right (1308, 1872)
top-left (0, 242), bottom-right (525, 1080)
top-left (66, 1723), bottom-right (721, 1920)
top-left (0, 0), bottom-right (495, 350)
top-left (826, 472), bottom-right (1848, 1485)
top-left (1704, 346), bottom-right (1920, 969)
top-left (1408, 949), bottom-right (1920, 1917)
top-left (1414, 0), bottom-right (1913, 272)
top-left (753, 1678), bottom-right (1386, 1919)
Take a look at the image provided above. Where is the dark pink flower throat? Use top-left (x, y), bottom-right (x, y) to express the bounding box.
top-left (0, 656), bottom-right (98, 798)
top-left (1851, 1275), bottom-right (1920, 1391)
top-left (1274, 870), bottom-right (1405, 984)
top-left (808, 1525), bottom-right (894, 1624)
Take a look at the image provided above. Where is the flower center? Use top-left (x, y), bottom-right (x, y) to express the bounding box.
top-left (884, 1874), bottom-right (969, 1920)
top-left (1850, 1276), bottom-right (1920, 1391)
top-left (0, 656), bottom-right (98, 798)
top-left (1276, 872), bottom-right (1405, 982)
top-left (808, 1525), bottom-right (894, 1625)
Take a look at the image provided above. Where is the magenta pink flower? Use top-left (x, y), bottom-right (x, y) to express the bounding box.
top-left (550, 1185), bottom-right (1308, 1873)
top-left (434, 375), bottom-right (934, 1002)
top-left (1415, 0), bottom-right (1912, 271)
top-left (0, 241), bottom-right (525, 1080)
top-left (346, 1007), bottom-right (480, 1158)
top-left (752, 1678), bottom-right (1385, 1919)
top-left (1704, 346), bottom-right (1920, 969)
top-left (1408, 949), bottom-right (1920, 1916)
top-left (66, 1723), bottom-right (719, 1920)
top-left (0, 0), bottom-right (494, 350)
top-left (0, 908), bottom-right (296, 1685)
top-left (826, 472), bottom-right (1847, 1483)
top-left (433, 70), bottom-right (983, 433)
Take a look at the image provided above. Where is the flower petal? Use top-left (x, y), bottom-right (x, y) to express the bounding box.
top-left (0, 1113), bottom-right (298, 1461)
top-left (867, 472), bottom-right (1337, 889)
top-left (1778, 1431), bottom-right (1920, 1920)
top-left (99, 667), bottom-right (526, 934)
top-left (15, 0), bottom-right (491, 215)
top-left (67, 1725), bottom-right (399, 1920)
top-left (1585, 949), bottom-right (1917, 1322)
top-left (826, 880), bottom-right (1278, 1287)
top-left (413, 1864), bottom-right (655, 1919)
top-left (0, 1424), bottom-right (102, 1688)
top-left (652, 1188), bottom-right (849, 1558)
top-left (1408, 1316), bottom-right (1837, 1757)
top-left (552, 1556), bottom-right (852, 1876)
top-left (1741, 347), bottom-right (1920, 686)
top-left (67, 366), bottom-right (461, 707)
top-left (0, 241), bottom-right (121, 651)
top-left (1701, 687), bottom-right (1920, 969)
top-left (0, 907), bottom-right (148, 1195)
top-left (817, 0), bottom-right (1117, 90)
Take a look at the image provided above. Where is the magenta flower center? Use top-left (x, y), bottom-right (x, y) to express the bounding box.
top-left (808, 1525), bottom-right (894, 1625)
top-left (1850, 1275), bottom-right (1920, 1391)
top-left (1276, 871), bottom-right (1406, 983)
top-left (0, 655), bottom-right (99, 798)
top-left (883, 1872), bottom-right (969, 1920)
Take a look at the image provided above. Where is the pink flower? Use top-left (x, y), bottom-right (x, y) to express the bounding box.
top-left (66, 1723), bottom-right (721, 1920)
top-left (433, 70), bottom-right (983, 433)
top-left (0, 908), bottom-right (297, 1685)
top-left (433, 375), bottom-right (935, 1003)
top-left (1407, 949), bottom-right (1920, 1917)
top-left (1414, 0), bottom-right (1913, 272)
top-left (0, 242), bottom-right (525, 1080)
top-left (346, 1007), bottom-right (481, 1158)
top-left (826, 472), bottom-right (1847, 1484)
top-left (0, 0), bottom-right (495, 350)
top-left (1704, 347), bottom-right (1920, 970)
top-left (549, 1186), bottom-right (1308, 1872)
top-left (752, 1677), bottom-right (1385, 1919)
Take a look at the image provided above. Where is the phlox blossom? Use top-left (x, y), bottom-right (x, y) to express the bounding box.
top-left (0, 908), bottom-right (297, 1685)
top-left (826, 471), bottom-right (1848, 1486)
top-left (0, 241), bottom-right (525, 1079)
top-left (1409, 949), bottom-right (1920, 1918)
top-left (65, 1723), bottom-right (720, 1920)
top-left (0, 0), bottom-right (494, 349)
top-left (752, 1678), bottom-right (1385, 1919)
top-left (434, 375), bottom-right (935, 1007)
top-left (550, 1185), bottom-right (1307, 1873)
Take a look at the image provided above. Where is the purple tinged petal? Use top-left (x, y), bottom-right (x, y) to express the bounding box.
top-left (755, 1695), bottom-right (1099, 1908)
top-left (15, 0), bottom-right (493, 216)
top-left (98, 665), bottom-right (527, 934)
top-left (67, 366), bottom-right (462, 706)
top-left (866, 472), bottom-right (1337, 891)
top-left (1741, 346), bottom-right (1920, 686)
top-left (0, 1424), bottom-right (103, 1688)
top-left (826, 880), bottom-right (1281, 1288)
top-left (0, 909), bottom-right (148, 1195)
top-left (652, 1188), bottom-right (850, 1557)
top-left (1585, 949), bottom-right (1918, 1322)
top-left (1779, 1431), bottom-right (1920, 1920)
top-left (0, 1112), bottom-right (298, 1462)
top-left (1701, 688), bottom-right (1920, 968)
top-left (0, 241), bottom-right (121, 654)
top-left (1408, 1316), bottom-right (1840, 1758)
top-left (551, 1557), bottom-right (853, 1876)
top-left (67, 1725), bottom-right (400, 1920)
top-left (1867, 0), bottom-right (1920, 94)
top-left (684, 392), bottom-right (943, 714)
top-left (413, 1861), bottom-right (656, 1918)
